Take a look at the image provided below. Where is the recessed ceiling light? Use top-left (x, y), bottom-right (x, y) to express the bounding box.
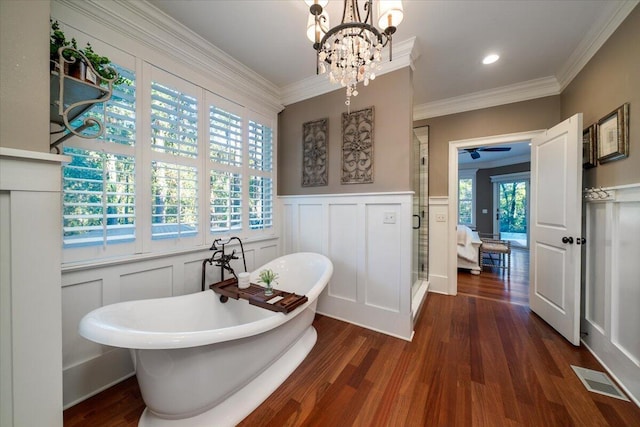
top-left (483, 54), bottom-right (500, 65)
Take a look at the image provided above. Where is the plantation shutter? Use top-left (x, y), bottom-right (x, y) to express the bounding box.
top-left (210, 171), bottom-right (242, 233)
top-left (209, 101), bottom-right (244, 234)
top-left (151, 162), bottom-right (199, 239)
top-left (248, 120), bottom-right (273, 230)
top-left (63, 148), bottom-right (136, 247)
top-left (149, 73), bottom-right (200, 242)
top-left (150, 81), bottom-right (198, 158)
top-left (210, 106), bottom-right (243, 166)
top-left (63, 63), bottom-right (136, 249)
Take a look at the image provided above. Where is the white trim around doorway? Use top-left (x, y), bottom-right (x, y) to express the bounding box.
top-left (447, 130), bottom-right (543, 295)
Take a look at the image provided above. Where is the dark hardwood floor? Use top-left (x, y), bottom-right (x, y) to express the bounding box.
top-left (458, 247), bottom-right (530, 306)
top-left (64, 290), bottom-right (640, 426)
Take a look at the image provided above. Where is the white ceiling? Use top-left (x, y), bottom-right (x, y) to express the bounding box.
top-left (146, 0), bottom-right (635, 115)
top-left (458, 142), bottom-right (530, 169)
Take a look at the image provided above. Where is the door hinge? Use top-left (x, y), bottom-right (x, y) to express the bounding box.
top-left (421, 156), bottom-right (425, 166)
top-left (421, 263), bottom-right (425, 272)
top-left (421, 209), bottom-right (425, 218)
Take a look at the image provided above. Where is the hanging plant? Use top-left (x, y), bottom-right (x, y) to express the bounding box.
top-left (82, 43), bottom-right (126, 86)
top-left (50, 19), bottom-right (127, 87)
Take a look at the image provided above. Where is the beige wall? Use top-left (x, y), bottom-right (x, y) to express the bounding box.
top-left (0, 0), bottom-right (50, 152)
top-left (561, 4), bottom-right (640, 188)
top-left (414, 96), bottom-right (561, 196)
top-left (278, 67), bottom-right (414, 195)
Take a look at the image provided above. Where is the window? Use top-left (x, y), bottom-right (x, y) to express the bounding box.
top-left (458, 169), bottom-right (477, 227)
top-left (150, 81), bottom-right (198, 158)
top-left (248, 120), bottom-right (274, 230)
top-left (210, 170), bottom-right (242, 233)
top-left (149, 76), bottom-right (200, 243)
top-left (61, 58), bottom-right (276, 263)
top-left (151, 162), bottom-right (199, 239)
top-left (208, 101), bottom-right (244, 234)
top-left (62, 64), bottom-right (136, 249)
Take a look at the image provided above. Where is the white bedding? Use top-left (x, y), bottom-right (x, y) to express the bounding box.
top-left (457, 225), bottom-right (481, 274)
top-left (457, 225), bottom-right (478, 262)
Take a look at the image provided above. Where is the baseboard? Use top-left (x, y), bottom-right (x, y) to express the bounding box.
top-left (411, 280), bottom-right (429, 322)
top-left (63, 348), bottom-right (134, 409)
top-left (427, 273), bottom-right (449, 294)
top-left (316, 310), bottom-right (413, 342)
top-left (581, 339), bottom-right (640, 407)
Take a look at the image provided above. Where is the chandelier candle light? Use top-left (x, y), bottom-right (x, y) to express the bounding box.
top-left (306, 0), bottom-right (403, 107)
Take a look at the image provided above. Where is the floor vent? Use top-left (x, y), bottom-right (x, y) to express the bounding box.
top-left (571, 365), bottom-right (629, 401)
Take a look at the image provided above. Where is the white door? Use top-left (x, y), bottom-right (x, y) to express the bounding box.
top-left (530, 113), bottom-right (583, 345)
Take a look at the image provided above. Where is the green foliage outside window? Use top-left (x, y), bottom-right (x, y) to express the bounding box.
top-left (498, 181), bottom-right (527, 233)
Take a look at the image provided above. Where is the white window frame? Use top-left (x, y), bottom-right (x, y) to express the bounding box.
top-left (245, 110), bottom-right (276, 238)
top-left (61, 48), bottom-right (139, 264)
top-left (144, 65), bottom-right (204, 253)
top-left (62, 52), bottom-right (277, 264)
top-left (205, 91), bottom-right (246, 245)
top-left (490, 171), bottom-right (530, 245)
top-left (458, 168), bottom-right (477, 228)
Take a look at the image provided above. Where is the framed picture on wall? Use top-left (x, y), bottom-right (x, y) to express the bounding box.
top-left (597, 103), bottom-right (629, 164)
top-left (302, 118), bottom-right (328, 187)
top-left (582, 124), bottom-right (597, 168)
top-left (341, 106), bottom-right (374, 184)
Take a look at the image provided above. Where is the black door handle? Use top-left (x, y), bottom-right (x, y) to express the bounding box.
top-left (413, 214), bottom-right (421, 230)
top-left (562, 236), bottom-right (574, 244)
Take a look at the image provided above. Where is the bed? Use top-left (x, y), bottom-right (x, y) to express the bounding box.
top-left (457, 225), bottom-right (482, 275)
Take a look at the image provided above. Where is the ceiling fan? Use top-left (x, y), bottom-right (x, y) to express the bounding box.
top-left (460, 146), bottom-right (511, 159)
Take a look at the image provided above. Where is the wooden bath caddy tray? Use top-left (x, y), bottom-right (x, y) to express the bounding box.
top-left (210, 278), bottom-right (308, 314)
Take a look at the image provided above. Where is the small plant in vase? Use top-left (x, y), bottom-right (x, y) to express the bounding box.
top-left (257, 269), bottom-right (278, 297)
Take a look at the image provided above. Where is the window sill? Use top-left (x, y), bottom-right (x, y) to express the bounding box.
top-left (61, 234), bottom-right (278, 273)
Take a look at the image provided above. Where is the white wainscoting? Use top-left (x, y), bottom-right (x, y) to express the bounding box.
top-left (582, 183), bottom-right (640, 405)
top-left (1, 148), bottom-right (69, 427)
top-left (61, 239), bottom-right (278, 408)
top-left (281, 192), bottom-right (414, 340)
top-left (428, 197), bottom-right (451, 294)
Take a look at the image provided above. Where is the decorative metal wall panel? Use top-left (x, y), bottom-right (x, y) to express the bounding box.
top-left (302, 118), bottom-right (328, 187)
top-left (342, 106), bottom-right (374, 184)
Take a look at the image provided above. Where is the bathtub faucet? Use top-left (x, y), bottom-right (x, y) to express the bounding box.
top-left (201, 236), bottom-right (248, 291)
top-left (213, 250), bottom-right (238, 279)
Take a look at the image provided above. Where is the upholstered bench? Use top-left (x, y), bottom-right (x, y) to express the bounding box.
top-left (479, 237), bottom-right (511, 276)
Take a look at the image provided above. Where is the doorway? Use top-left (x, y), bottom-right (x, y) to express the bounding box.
top-left (448, 130), bottom-right (542, 297)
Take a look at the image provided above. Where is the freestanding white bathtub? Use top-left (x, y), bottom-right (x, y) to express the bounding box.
top-left (79, 252), bottom-right (333, 427)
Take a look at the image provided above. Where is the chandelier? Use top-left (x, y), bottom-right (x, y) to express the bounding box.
top-left (305, 0), bottom-right (404, 107)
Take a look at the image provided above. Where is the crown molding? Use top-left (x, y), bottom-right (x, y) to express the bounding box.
top-left (413, 76), bottom-right (561, 120)
top-left (415, 1), bottom-right (637, 121)
top-left (280, 37), bottom-right (419, 106)
top-left (556, 0), bottom-right (639, 91)
top-left (54, 0), bottom-right (284, 114)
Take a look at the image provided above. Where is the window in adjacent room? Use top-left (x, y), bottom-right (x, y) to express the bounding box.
top-left (458, 169), bottom-right (477, 228)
